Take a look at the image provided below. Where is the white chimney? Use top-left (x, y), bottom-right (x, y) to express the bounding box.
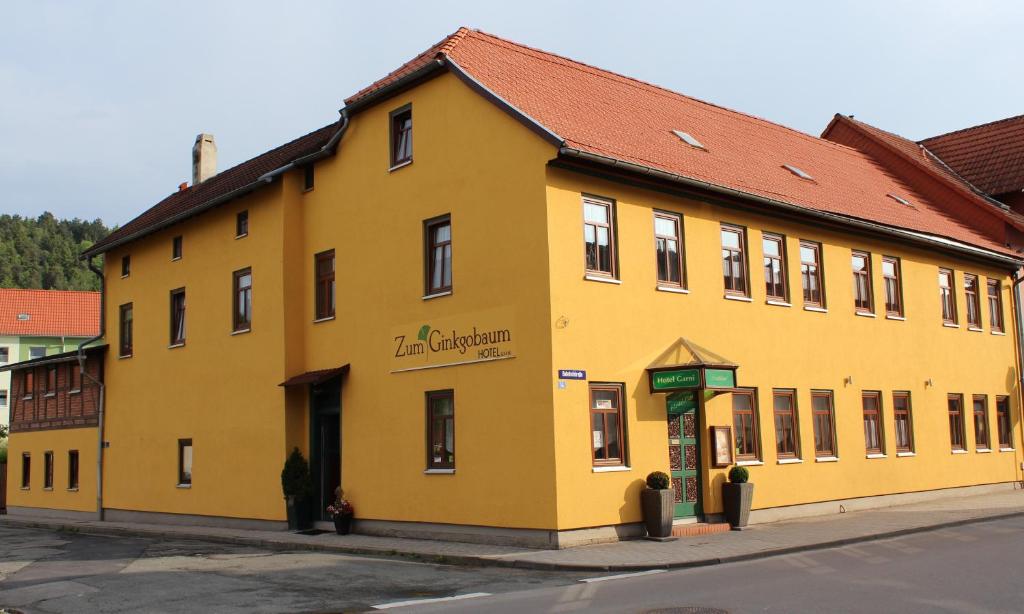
top-left (192, 133), bottom-right (217, 185)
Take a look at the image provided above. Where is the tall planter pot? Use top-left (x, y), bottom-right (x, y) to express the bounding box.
top-left (722, 482), bottom-right (754, 528)
top-left (640, 487), bottom-right (674, 538)
top-left (285, 496), bottom-right (313, 531)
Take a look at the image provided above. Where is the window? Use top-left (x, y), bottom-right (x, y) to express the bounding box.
top-left (172, 235), bottom-right (183, 260)
top-left (964, 274), bottom-right (981, 328)
top-left (773, 389), bottom-right (800, 459)
top-left (21, 453), bottom-right (30, 489)
top-left (233, 268), bottom-right (252, 332)
top-left (425, 216), bottom-right (453, 294)
top-left (590, 384), bottom-right (626, 466)
top-left (29, 346), bottom-right (46, 359)
top-left (584, 197), bottom-right (616, 277)
top-left (170, 289), bottom-right (186, 346)
top-left (882, 256), bottom-right (903, 317)
top-left (654, 212), bottom-right (685, 287)
top-left (315, 250), bottom-right (335, 320)
top-left (68, 450), bottom-right (79, 490)
top-left (44, 451), bottom-right (53, 489)
top-left (988, 279), bottom-right (1004, 332)
top-left (303, 165), bottom-right (315, 191)
top-left (939, 268), bottom-right (957, 325)
top-left (69, 363), bottom-right (81, 393)
top-left (390, 105), bottom-right (413, 167)
top-left (762, 234), bottom-right (788, 302)
top-left (23, 370), bottom-right (34, 400)
top-left (997, 396), bottom-right (1012, 449)
top-left (178, 439), bottom-right (193, 485)
top-left (732, 389), bottom-right (760, 461)
top-left (426, 391), bottom-right (455, 470)
top-left (973, 395), bottom-right (990, 450)
top-left (948, 394), bottom-right (966, 451)
top-left (721, 224), bottom-right (749, 296)
top-left (811, 391), bottom-right (836, 457)
top-left (800, 241), bottom-right (825, 307)
top-left (893, 392), bottom-right (914, 453)
top-left (0, 347), bottom-right (8, 363)
top-left (862, 391), bottom-right (884, 454)
top-left (236, 210), bottom-right (249, 238)
top-left (119, 303), bottom-right (133, 357)
top-left (0, 390), bottom-right (7, 407)
top-left (121, 254), bottom-right (130, 277)
top-left (851, 251), bottom-right (873, 313)
top-left (45, 366), bottom-right (56, 397)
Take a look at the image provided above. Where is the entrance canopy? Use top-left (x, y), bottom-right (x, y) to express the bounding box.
top-left (646, 337), bottom-right (739, 393)
top-left (278, 364), bottom-right (350, 387)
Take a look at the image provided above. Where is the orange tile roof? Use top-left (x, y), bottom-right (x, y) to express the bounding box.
top-left (921, 115), bottom-right (1024, 197)
top-left (350, 28), bottom-right (1015, 257)
top-left (0, 289), bottom-right (101, 337)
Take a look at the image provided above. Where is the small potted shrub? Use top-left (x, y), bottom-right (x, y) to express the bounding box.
top-left (327, 487), bottom-right (355, 535)
top-left (641, 470), bottom-right (674, 539)
top-left (722, 465), bottom-right (754, 529)
top-left (281, 447), bottom-right (313, 531)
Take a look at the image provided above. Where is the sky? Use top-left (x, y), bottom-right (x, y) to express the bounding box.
top-left (2, 1), bottom-right (1022, 226)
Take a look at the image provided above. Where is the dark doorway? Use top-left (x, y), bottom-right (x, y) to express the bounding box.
top-left (310, 376), bottom-right (341, 522)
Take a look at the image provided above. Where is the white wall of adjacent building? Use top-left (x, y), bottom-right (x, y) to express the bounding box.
top-left (0, 335), bottom-right (18, 426)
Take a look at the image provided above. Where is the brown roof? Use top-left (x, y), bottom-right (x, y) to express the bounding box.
top-left (920, 115), bottom-right (1024, 197)
top-left (0, 289), bottom-right (100, 337)
top-left (86, 122), bottom-right (339, 256)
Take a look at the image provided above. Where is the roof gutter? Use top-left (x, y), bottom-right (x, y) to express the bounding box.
top-left (559, 147), bottom-right (1023, 270)
top-left (342, 59), bottom-right (447, 115)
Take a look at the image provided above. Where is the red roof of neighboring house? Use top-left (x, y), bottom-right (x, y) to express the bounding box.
top-left (0, 289), bottom-right (101, 337)
top-left (920, 115), bottom-right (1024, 197)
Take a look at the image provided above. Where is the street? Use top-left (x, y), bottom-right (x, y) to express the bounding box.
top-left (1, 517), bottom-right (1023, 613)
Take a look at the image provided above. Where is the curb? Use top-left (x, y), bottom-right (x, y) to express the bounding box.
top-left (4, 509), bottom-right (1024, 573)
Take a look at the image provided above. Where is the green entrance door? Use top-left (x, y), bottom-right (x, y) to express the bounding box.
top-left (667, 391), bottom-right (702, 518)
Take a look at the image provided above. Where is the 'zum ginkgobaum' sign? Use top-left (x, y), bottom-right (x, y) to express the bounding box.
top-left (390, 308), bottom-right (516, 372)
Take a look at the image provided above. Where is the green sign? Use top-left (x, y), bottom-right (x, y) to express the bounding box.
top-left (705, 369), bottom-right (736, 389)
top-left (652, 368), bottom-right (700, 390)
top-left (666, 391), bottom-right (697, 414)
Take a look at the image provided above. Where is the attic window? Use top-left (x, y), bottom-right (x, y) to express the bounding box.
top-left (672, 130), bottom-right (706, 150)
top-left (17, 313), bottom-right (30, 321)
top-left (887, 193), bottom-right (915, 207)
top-left (782, 164), bottom-right (814, 181)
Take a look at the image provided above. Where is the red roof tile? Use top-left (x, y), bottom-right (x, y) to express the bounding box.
top-left (0, 289), bottom-right (100, 337)
top-left (921, 115), bottom-right (1024, 197)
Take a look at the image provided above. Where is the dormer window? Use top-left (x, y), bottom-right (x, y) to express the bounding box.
top-left (390, 105), bottom-right (413, 169)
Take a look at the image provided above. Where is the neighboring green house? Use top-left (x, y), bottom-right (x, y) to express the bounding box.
top-left (0, 289), bottom-right (101, 426)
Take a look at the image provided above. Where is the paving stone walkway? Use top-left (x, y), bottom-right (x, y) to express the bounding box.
top-left (4, 488), bottom-right (1024, 571)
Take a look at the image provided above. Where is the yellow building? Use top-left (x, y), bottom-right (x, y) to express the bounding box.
top-left (9, 28), bottom-right (1024, 547)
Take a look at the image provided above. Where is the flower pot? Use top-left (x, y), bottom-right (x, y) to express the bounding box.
top-left (722, 482), bottom-right (754, 528)
top-left (640, 487), bottom-right (674, 538)
top-left (286, 496), bottom-right (313, 531)
top-left (333, 513), bottom-right (353, 535)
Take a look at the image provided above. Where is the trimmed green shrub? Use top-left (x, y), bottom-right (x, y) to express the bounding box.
top-left (281, 447), bottom-right (312, 500)
top-left (728, 465), bottom-right (749, 484)
top-left (646, 471), bottom-right (670, 490)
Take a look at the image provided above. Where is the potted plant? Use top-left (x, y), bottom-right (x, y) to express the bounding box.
top-left (722, 465), bottom-right (754, 529)
top-left (641, 470), bottom-right (674, 539)
top-left (326, 487), bottom-right (355, 535)
top-left (281, 447), bottom-right (313, 531)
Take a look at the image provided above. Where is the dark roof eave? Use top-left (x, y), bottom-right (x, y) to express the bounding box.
top-left (557, 147), bottom-right (1023, 270)
top-left (0, 344), bottom-right (107, 373)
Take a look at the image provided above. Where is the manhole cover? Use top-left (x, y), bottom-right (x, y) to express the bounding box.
top-left (644, 609), bottom-right (729, 614)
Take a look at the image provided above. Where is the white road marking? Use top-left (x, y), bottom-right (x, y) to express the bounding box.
top-left (579, 569), bottom-right (667, 583)
top-left (372, 592), bottom-right (491, 609)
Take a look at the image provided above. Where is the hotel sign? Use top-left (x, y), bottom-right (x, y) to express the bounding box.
top-left (649, 366), bottom-right (737, 392)
top-left (391, 308), bottom-right (516, 373)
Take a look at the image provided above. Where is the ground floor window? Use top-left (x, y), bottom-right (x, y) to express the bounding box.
top-left (773, 389), bottom-right (800, 459)
top-left (973, 395), bottom-right (990, 450)
top-left (43, 451), bottom-right (54, 489)
top-left (948, 394), bottom-right (965, 451)
top-left (590, 383), bottom-right (626, 466)
top-left (21, 453), bottom-right (30, 488)
top-left (68, 450), bottom-right (80, 490)
top-left (862, 392), bottom-right (884, 454)
top-left (178, 439), bottom-right (193, 485)
top-left (997, 396), bottom-right (1012, 449)
top-left (732, 389), bottom-right (760, 461)
top-left (426, 390), bottom-right (455, 470)
top-left (811, 390), bottom-right (836, 457)
top-left (893, 392), bottom-right (914, 453)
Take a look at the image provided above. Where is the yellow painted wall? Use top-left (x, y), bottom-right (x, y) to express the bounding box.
top-left (546, 167), bottom-right (1023, 529)
top-left (7, 428), bottom-right (97, 513)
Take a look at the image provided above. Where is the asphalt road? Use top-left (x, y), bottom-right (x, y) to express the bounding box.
top-left (1, 517), bottom-right (1023, 613)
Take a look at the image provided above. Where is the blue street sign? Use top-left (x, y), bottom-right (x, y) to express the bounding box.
top-left (558, 369), bottom-right (587, 380)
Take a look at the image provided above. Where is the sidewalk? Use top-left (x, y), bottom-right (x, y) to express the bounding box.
top-left (4, 488), bottom-right (1024, 572)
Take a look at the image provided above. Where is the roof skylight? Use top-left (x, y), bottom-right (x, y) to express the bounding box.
top-left (672, 130), bottom-right (706, 150)
top-left (782, 164), bottom-right (814, 181)
top-left (887, 193), bottom-right (914, 207)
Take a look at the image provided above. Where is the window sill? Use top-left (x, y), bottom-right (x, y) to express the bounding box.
top-left (855, 311), bottom-right (876, 318)
top-left (43, 487), bottom-right (53, 492)
top-left (67, 488), bottom-right (79, 492)
top-left (313, 316), bottom-right (336, 324)
top-left (992, 331), bottom-right (1006, 336)
top-left (424, 469), bottom-right (455, 475)
top-left (777, 458), bottom-right (802, 465)
top-left (968, 326), bottom-right (983, 333)
top-left (44, 393), bottom-right (55, 398)
top-left (656, 285), bottom-right (689, 294)
top-left (69, 390), bottom-right (81, 395)
top-left (723, 294), bottom-right (752, 302)
top-left (592, 465), bottom-right (631, 473)
top-left (943, 323), bottom-right (960, 328)
top-left (866, 453), bottom-right (887, 459)
top-left (176, 484), bottom-right (192, 489)
top-left (815, 456), bottom-right (839, 463)
top-left (976, 448), bottom-right (992, 453)
top-left (952, 449), bottom-right (968, 454)
top-left (736, 460), bottom-right (763, 467)
top-left (584, 275), bottom-right (621, 285)
top-left (118, 354), bottom-right (133, 360)
top-left (886, 315), bottom-right (906, 321)
top-left (422, 290), bottom-right (453, 300)
top-left (20, 487), bottom-right (29, 491)
top-left (766, 300), bottom-right (791, 307)
top-left (804, 306), bottom-right (827, 313)
top-left (168, 343), bottom-right (186, 350)
top-left (231, 328), bottom-right (251, 336)
top-left (120, 275), bottom-right (129, 280)
top-left (171, 257), bottom-right (182, 262)
top-left (896, 451), bottom-right (916, 457)
top-left (235, 233), bottom-right (248, 240)
top-left (1000, 447), bottom-right (1015, 452)
top-left (389, 160), bottom-right (413, 172)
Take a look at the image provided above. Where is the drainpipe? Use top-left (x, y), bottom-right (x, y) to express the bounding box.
top-left (78, 256), bottom-right (105, 520)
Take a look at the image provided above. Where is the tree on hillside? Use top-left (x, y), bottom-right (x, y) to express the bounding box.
top-left (0, 213), bottom-right (112, 291)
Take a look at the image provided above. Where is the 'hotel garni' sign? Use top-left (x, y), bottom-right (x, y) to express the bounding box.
top-left (650, 367), bottom-right (735, 392)
top-left (391, 308), bottom-right (516, 373)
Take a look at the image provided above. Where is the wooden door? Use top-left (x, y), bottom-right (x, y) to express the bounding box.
top-left (667, 391), bottom-right (702, 518)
